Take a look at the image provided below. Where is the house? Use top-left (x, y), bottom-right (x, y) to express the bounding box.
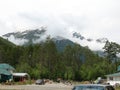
top-left (106, 65), bottom-right (120, 85)
top-left (0, 63), bottom-right (30, 83)
top-left (12, 73), bottom-right (30, 82)
top-left (106, 72), bottom-right (120, 85)
top-left (0, 63), bottom-right (15, 82)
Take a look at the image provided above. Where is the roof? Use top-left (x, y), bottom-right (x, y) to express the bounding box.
top-left (0, 63), bottom-right (15, 70)
top-left (74, 84), bottom-right (111, 87)
top-left (117, 65), bottom-right (120, 72)
top-left (73, 84), bottom-right (114, 90)
top-left (106, 72), bottom-right (120, 77)
top-left (13, 73), bottom-right (29, 77)
top-left (0, 69), bottom-right (12, 75)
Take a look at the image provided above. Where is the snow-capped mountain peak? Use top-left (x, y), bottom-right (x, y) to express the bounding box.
top-left (2, 29), bottom-right (108, 51)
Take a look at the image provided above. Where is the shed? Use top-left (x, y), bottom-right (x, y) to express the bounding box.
top-left (13, 73), bottom-right (29, 82)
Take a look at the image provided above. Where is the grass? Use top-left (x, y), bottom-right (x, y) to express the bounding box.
top-left (116, 87), bottom-right (120, 90)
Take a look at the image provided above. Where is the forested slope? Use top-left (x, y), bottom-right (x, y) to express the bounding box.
top-left (0, 37), bottom-right (117, 81)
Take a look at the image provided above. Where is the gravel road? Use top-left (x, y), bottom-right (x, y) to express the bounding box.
top-left (0, 83), bottom-right (73, 90)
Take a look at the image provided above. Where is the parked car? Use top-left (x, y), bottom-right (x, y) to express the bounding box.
top-left (72, 84), bottom-right (115, 90)
top-left (35, 79), bottom-right (45, 85)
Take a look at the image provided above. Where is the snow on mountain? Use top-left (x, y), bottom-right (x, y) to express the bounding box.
top-left (2, 29), bottom-right (108, 51)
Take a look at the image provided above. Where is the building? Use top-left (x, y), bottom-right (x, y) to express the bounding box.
top-left (0, 63), bottom-right (15, 82)
top-left (106, 65), bottom-right (120, 85)
top-left (12, 73), bottom-right (30, 82)
top-left (106, 72), bottom-right (120, 85)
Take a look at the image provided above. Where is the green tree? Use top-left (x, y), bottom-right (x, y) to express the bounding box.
top-left (42, 36), bottom-right (58, 79)
top-left (103, 40), bottom-right (120, 70)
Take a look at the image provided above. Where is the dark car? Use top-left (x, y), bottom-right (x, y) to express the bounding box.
top-left (35, 79), bottom-right (45, 85)
top-left (72, 84), bottom-right (115, 90)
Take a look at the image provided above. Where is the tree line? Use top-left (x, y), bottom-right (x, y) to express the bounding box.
top-left (0, 37), bottom-right (120, 81)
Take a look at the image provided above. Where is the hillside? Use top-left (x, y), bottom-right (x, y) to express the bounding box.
top-left (0, 29), bottom-right (117, 81)
top-left (0, 36), bottom-right (16, 64)
top-left (0, 36), bottom-right (15, 47)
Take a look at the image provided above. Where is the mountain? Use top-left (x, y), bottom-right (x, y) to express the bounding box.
top-left (52, 36), bottom-right (74, 52)
top-left (2, 28), bottom-right (47, 45)
top-left (0, 36), bottom-right (16, 63)
top-left (0, 36), bottom-right (15, 47)
top-left (72, 32), bottom-right (108, 44)
top-left (71, 32), bottom-right (108, 51)
top-left (2, 28), bottom-right (107, 52)
top-left (2, 29), bottom-right (75, 52)
top-left (73, 32), bottom-right (85, 40)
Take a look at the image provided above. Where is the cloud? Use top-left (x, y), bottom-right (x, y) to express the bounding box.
top-left (0, 0), bottom-right (120, 47)
top-left (3, 35), bottom-right (28, 45)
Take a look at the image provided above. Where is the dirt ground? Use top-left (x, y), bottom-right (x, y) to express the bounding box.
top-left (0, 83), bottom-right (73, 90)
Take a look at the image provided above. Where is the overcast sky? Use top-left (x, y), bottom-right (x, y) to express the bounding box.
top-left (0, 0), bottom-right (120, 44)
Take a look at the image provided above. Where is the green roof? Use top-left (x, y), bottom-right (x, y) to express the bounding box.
top-left (0, 69), bottom-right (12, 75)
top-left (0, 63), bottom-right (15, 70)
top-left (117, 65), bottom-right (120, 72)
top-left (106, 72), bottom-right (120, 77)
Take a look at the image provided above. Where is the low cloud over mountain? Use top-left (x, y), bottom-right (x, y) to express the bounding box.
top-left (2, 28), bottom-right (108, 51)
